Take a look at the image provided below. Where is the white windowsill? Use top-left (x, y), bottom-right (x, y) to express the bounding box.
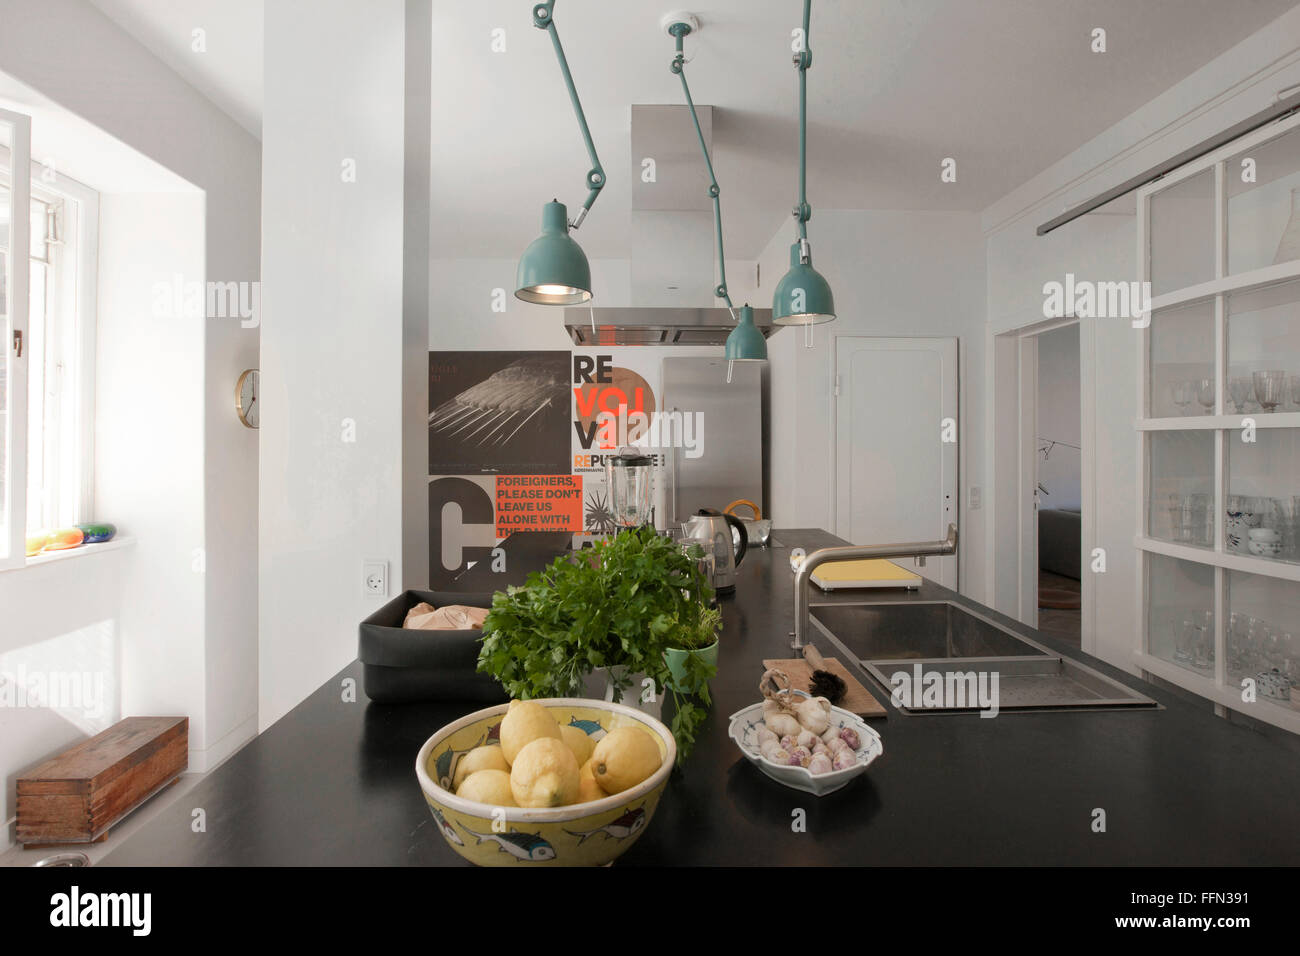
top-left (7, 535), bottom-right (137, 572)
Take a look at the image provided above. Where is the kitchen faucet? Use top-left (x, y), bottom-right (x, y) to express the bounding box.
top-left (790, 524), bottom-right (958, 650)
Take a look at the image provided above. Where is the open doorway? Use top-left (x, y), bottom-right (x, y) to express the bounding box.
top-left (990, 316), bottom-right (1091, 650)
top-left (1031, 324), bottom-right (1082, 645)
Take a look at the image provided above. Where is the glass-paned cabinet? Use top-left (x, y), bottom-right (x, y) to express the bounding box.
top-left (1138, 111), bottom-right (1300, 734)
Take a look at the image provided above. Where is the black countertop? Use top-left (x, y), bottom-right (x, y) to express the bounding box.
top-left (102, 530), bottom-right (1300, 866)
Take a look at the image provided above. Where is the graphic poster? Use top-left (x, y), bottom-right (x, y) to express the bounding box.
top-left (570, 352), bottom-right (664, 537)
top-left (426, 350), bottom-right (669, 586)
top-left (428, 351), bottom-right (570, 475)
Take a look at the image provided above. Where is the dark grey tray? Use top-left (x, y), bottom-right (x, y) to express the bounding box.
top-left (358, 590), bottom-right (507, 704)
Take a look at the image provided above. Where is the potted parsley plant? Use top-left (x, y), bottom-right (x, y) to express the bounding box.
top-left (476, 525), bottom-right (721, 761)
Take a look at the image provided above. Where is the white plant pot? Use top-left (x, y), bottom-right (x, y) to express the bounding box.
top-left (588, 666), bottom-right (664, 720)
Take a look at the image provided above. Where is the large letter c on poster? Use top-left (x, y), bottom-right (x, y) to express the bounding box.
top-left (428, 477), bottom-right (495, 587)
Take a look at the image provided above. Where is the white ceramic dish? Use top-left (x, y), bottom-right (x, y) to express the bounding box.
top-left (727, 700), bottom-right (882, 796)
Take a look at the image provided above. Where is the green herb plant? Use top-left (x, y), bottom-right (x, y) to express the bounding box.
top-left (477, 526), bottom-right (721, 761)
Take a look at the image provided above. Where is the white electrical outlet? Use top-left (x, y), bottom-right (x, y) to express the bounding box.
top-left (363, 560), bottom-right (388, 597)
top-left (968, 487), bottom-right (982, 510)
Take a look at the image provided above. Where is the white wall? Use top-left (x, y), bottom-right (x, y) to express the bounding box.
top-left (981, 3), bottom-right (1300, 672)
top-left (1036, 324), bottom-right (1081, 510)
top-left (756, 210), bottom-right (988, 602)
top-left (0, 0), bottom-right (261, 780)
top-left (0, 549), bottom-right (124, 841)
top-left (260, 0), bottom-right (429, 730)
top-left (97, 191), bottom-right (208, 756)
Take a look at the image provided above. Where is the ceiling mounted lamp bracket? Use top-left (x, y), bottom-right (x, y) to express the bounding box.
top-left (531, 0), bottom-right (605, 228)
top-left (666, 10), bottom-right (733, 314)
top-left (665, 10), bottom-right (765, 369)
top-left (517, 0), bottom-right (606, 305)
top-left (772, 0), bottom-right (835, 328)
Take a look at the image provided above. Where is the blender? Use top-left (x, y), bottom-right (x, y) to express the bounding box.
top-left (605, 448), bottom-right (655, 530)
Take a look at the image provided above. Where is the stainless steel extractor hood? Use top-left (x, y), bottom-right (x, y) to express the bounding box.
top-left (563, 306), bottom-right (776, 347)
top-left (560, 106), bottom-right (778, 346)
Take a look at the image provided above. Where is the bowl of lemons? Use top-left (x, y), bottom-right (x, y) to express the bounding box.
top-left (415, 697), bottom-right (676, 866)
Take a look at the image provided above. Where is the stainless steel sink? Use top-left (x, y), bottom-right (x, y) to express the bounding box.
top-left (810, 600), bottom-right (1159, 714)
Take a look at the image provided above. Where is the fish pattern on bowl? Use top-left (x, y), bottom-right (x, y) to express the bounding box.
top-left (727, 699), bottom-right (882, 796)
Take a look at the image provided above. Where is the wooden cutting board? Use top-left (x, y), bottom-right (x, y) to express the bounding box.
top-left (762, 655), bottom-right (888, 718)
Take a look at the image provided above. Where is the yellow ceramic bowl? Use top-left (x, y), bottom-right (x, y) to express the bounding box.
top-left (415, 697), bottom-right (676, 867)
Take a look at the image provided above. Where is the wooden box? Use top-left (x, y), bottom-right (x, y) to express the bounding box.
top-left (17, 716), bottom-right (188, 846)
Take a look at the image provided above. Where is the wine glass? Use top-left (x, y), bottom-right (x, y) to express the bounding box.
top-left (1194, 377), bottom-right (1215, 414)
top-left (1253, 370), bottom-right (1286, 412)
top-left (1170, 380), bottom-right (1194, 415)
top-left (1228, 377), bottom-right (1252, 414)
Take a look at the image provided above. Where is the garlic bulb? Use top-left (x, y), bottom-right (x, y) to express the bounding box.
top-left (795, 696), bottom-right (832, 735)
top-left (832, 750), bottom-right (857, 771)
top-left (838, 727), bottom-right (861, 750)
top-left (789, 745), bottom-right (812, 767)
top-left (796, 730), bottom-right (820, 750)
top-left (756, 726), bottom-right (778, 747)
top-left (808, 754), bottom-right (833, 775)
top-left (766, 712), bottom-right (801, 737)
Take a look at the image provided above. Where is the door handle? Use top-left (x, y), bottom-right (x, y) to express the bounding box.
top-left (12, 330), bottom-right (21, 358)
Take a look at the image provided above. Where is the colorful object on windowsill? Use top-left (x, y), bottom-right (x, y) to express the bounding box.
top-left (75, 522), bottom-right (117, 544)
top-left (25, 532), bottom-right (52, 557)
top-left (44, 528), bottom-right (85, 551)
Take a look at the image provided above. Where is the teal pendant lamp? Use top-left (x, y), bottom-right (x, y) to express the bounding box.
top-left (668, 15), bottom-right (767, 367)
top-left (516, 200), bottom-right (591, 305)
top-left (773, 0), bottom-right (835, 326)
top-left (725, 305), bottom-right (767, 361)
top-left (516, 2), bottom-right (605, 305)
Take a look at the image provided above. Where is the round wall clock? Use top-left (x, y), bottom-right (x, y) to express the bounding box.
top-left (235, 368), bottom-right (259, 429)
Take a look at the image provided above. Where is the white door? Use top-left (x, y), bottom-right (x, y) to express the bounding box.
top-left (834, 337), bottom-right (958, 588)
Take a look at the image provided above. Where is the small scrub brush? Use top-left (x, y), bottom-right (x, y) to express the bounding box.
top-left (803, 643), bottom-right (846, 705)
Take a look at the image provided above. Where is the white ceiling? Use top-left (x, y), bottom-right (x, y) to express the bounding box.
top-left (436, 0), bottom-right (1300, 258)
top-left (86, 0), bottom-right (1300, 258)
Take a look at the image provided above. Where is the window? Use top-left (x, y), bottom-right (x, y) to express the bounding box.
top-left (0, 107), bottom-right (98, 568)
top-left (25, 173), bottom-right (98, 535)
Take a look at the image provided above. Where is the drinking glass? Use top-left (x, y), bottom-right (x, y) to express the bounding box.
top-left (1253, 370), bottom-right (1287, 412)
top-left (1170, 380), bottom-right (1195, 415)
top-left (1174, 619), bottom-right (1197, 664)
top-left (1290, 374), bottom-right (1300, 411)
top-left (1190, 613), bottom-right (1216, 671)
top-left (1229, 377), bottom-right (1253, 414)
top-left (1228, 612), bottom-right (1252, 678)
top-left (1247, 618), bottom-right (1272, 674)
top-left (1194, 377), bottom-right (1215, 414)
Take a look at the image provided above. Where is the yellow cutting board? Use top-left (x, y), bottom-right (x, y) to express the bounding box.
top-left (811, 558), bottom-right (921, 591)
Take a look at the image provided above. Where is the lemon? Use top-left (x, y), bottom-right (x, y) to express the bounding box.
top-left (509, 737), bottom-right (580, 808)
top-left (576, 760), bottom-right (603, 803)
top-left (499, 700), bottom-right (561, 766)
top-left (560, 724), bottom-right (594, 766)
top-left (576, 775), bottom-right (605, 804)
top-left (456, 769), bottom-right (516, 807)
top-left (590, 726), bottom-right (661, 794)
top-left (452, 745), bottom-right (510, 791)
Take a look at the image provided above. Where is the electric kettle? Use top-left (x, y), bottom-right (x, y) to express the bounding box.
top-left (682, 508), bottom-right (748, 594)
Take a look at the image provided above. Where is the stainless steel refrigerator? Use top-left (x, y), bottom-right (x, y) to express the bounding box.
top-left (659, 357), bottom-right (767, 527)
